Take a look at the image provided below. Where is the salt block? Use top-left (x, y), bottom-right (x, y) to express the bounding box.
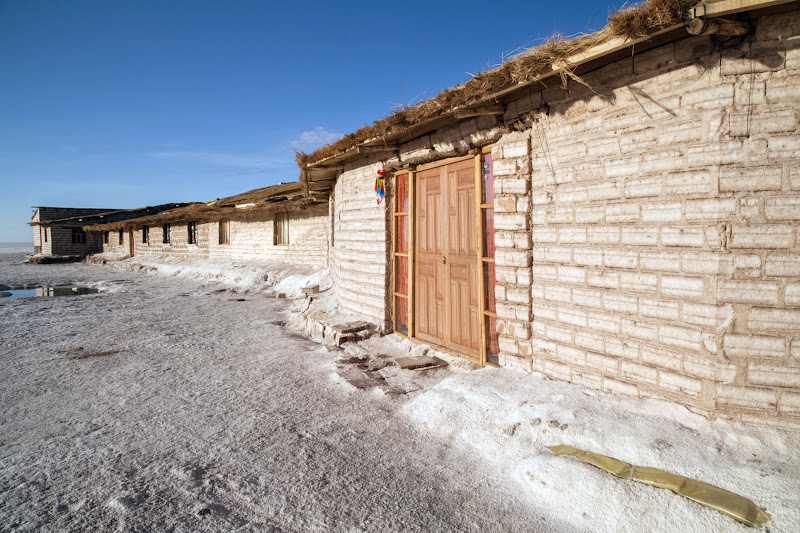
top-left (332, 321), bottom-right (371, 334)
top-left (302, 285), bottom-right (320, 295)
top-left (393, 356), bottom-right (438, 369)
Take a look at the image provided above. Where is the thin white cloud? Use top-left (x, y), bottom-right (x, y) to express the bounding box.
top-left (149, 150), bottom-right (292, 175)
top-left (291, 127), bottom-right (343, 152)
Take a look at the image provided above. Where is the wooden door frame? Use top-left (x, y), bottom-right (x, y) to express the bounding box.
top-left (128, 229), bottom-right (135, 257)
top-left (392, 151), bottom-right (496, 366)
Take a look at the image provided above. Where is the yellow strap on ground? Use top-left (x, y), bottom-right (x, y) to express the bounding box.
top-left (547, 444), bottom-right (771, 528)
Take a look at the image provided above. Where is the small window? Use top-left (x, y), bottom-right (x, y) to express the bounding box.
top-left (118, 229), bottom-right (124, 245)
top-left (274, 213), bottom-right (289, 245)
top-left (218, 220), bottom-right (230, 245)
top-left (44, 227), bottom-right (48, 243)
top-left (163, 223), bottom-right (171, 244)
top-left (71, 228), bottom-right (86, 244)
top-left (188, 221), bottom-right (198, 245)
top-left (103, 231), bottom-right (109, 244)
top-left (142, 225), bottom-right (149, 244)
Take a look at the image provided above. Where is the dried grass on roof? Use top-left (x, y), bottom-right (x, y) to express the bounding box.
top-left (301, 0), bottom-right (692, 167)
top-left (206, 182), bottom-right (302, 205)
top-left (609, 0), bottom-right (695, 39)
top-left (86, 182), bottom-right (311, 231)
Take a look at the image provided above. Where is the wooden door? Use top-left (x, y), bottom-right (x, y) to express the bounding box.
top-left (414, 159), bottom-right (479, 357)
top-left (446, 160), bottom-right (480, 354)
top-left (128, 229), bottom-right (135, 257)
top-left (415, 166), bottom-right (446, 345)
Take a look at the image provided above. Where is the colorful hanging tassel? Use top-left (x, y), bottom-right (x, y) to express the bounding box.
top-left (375, 169), bottom-right (385, 204)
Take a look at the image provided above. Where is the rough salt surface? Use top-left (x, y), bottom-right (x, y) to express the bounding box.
top-left (2, 251), bottom-right (798, 532)
top-left (0, 252), bottom-right (564, 532)
top-left (404, 368), bottom-right (800, 533)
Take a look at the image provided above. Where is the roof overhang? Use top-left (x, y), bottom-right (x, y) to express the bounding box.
top-left (300, 0), bottom-right (798, 197)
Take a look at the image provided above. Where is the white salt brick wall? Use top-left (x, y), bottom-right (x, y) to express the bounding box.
top-left (207, 206), bottom-right (329, 267)
top-left (331, 161), bottom-right (391, 328)
top-left (325, 112), bottom-right (504, 330)
top-left (33, 226), bottom-right (41, 253)
top-left (99, 206), bottom-right (329, 267)
top-left (495, 12), bottom-right (800, 429)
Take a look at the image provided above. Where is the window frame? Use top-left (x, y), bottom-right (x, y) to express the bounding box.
top-left (118, 229), bottom-right (124, 245)
top-left (142, 225), bottom-right (149, 244)
top-left (162, 223), bottom-right (171, 244)
top-left (392, 171), bottom-right (410, 338)
top-left (479, 148), bottom-right (499, 367)
top-left (71, 228), bottom-right (86, 244)
top-left (218, 219), bottom-right (230, 245)
top-left (274, 213), bottom-right (289, 246)
top-left (187, 221), bottom-right (198, 245)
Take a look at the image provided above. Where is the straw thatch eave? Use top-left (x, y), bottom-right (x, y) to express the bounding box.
top-left (31, 203), bottom-right (192, 227)
top-left (84, 182), bottom-right (316, 232)
top-left (297, 0), bottom-right (784, 197)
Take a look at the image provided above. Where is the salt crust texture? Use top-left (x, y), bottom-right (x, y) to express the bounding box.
top-left (0, 253), bottom-right (562, 532)
top-left (1, 252), bottom-right (798, 531)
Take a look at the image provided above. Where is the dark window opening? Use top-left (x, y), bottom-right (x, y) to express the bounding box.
top-left (118, 229), bottom-right (124, 245)
top-left (163, 223), bottom-right (171, 244)
top-left (71, 228), bottom-right (87, 244)
top-left (142, 225), bottom-right (149, 244)
top-left (103, 231), bottom-right (109, 244)
top-left (188, 221), bottom-right (198, 245)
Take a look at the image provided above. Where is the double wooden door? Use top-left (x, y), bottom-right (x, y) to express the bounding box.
top-left (414, 159), bottom-right (480, 357)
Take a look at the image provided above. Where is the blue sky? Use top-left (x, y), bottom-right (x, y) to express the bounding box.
top-left (0, 0), bottom-right (623, 241)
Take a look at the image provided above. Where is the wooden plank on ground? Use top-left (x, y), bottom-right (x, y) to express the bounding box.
top-left (331, 321), bottom-right (372, 334)
top-left (301, 285), bottom-right (320, 295)
top-left (393, 355), bottom-right (438, 369)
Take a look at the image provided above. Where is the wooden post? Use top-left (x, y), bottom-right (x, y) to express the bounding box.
top-left (475, 154), bottom-right (486, 366)
top-left (686, 17), bottom-right (750, 36)
top-left (408, 169), bottom-right (416, 339)
top-left (391, 173), bottom-right (396, 335)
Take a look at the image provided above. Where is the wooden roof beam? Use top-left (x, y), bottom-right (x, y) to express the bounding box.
top-left (357, 144), bottom-right (400, 154)
top-left (686, 17), bottom-right (750, 35)
top-left (453, 103), bottom-right (506, 119)
top-left (688, 0), bottom-right (796, 19)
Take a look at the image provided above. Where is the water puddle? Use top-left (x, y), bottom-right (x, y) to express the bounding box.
top-left (0, 286), bottom-right (99, 301)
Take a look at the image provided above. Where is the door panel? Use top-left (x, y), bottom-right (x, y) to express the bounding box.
top-left (414, 159), bottom-right (479, 356)
top-left (415, 168), bottom-right (445, 345)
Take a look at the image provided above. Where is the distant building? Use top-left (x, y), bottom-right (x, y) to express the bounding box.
top-left (30, 205), bottom-right (190, 258)
top-left (87, 182), bottom-right (329, 267)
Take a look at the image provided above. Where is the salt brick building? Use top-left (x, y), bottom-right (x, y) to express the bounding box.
top-left (89, 182), bottom-right (329, 267)
top-left (30, 205), bottom-right (186, 257)
top-left (296, 0), bottom-right (800, 429)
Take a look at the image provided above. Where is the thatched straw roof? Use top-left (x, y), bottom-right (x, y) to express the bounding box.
top-left (86, 182), bottom-right (311, 231)
top-left (31, 203), bottom-right (192, 227)
top-left (296, 0), bottom-right (705, 196)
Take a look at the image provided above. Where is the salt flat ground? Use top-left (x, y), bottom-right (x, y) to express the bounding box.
top-left (3, 253), bottom-right (799, 533)
top-left (0, 254), bottom-right (567, 533)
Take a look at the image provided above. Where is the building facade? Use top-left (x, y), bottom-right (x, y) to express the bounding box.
top-left (299, 0), bottom-right (800, 428)
top-left (31, 207), bottom-right (113, 256)
top-left (91, 183), bottom-right (330, 268)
